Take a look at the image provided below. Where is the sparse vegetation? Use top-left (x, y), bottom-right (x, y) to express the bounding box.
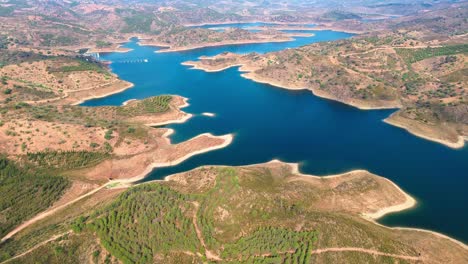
top-left (104, 130), bottom-right (114, 140)
top-left (5, 232), bottom-right (109, 264)
top-left (187, 31), bottom-right (467, 144)
top-left (0, 1), bottom-right (467, 263)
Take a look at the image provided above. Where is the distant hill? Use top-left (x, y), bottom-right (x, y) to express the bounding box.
top-left (319, 10), bottom-right (362, 21)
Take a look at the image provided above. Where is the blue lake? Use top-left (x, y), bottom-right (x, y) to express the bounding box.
top-left (192, 22), bottom-right (316, 32)
top-left (82, 31), bottom-right (468, 243)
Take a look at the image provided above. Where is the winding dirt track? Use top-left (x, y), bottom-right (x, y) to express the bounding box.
top-left (0, 184), bottom-right (107, 243)
top-left (0, 188), bottom-right (427, 263)
top-left (25, 79), bottom-right (129, 105)
top-left (191, 201), bottom-right (222, 261)
top-left (1, 231), bottom-right (71, 264)
top-left (311, 247), bottom-right (422, 261)
top-left (342, 45), bottom-right (442, 57)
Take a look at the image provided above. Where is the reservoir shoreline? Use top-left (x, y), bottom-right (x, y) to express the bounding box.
top-left (80, 33), bottom-right (468, 243)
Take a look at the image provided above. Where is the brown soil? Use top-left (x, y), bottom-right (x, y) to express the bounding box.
top-left (0, 60), bottom-right (134, 106)
top-left (81, 132), bottom-right (232, 182)
top-left (0, 119), bottom-right (115, 154)
top-left (385, 112), bottom-right (466, 148)
top-left (141, 38), bottom-right (293, 53)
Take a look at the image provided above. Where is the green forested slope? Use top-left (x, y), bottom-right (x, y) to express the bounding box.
top-left (0, 158), bottom-right (69, 238)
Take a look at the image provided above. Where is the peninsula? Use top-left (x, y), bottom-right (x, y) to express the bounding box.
top-left (0, 1), bottom-right (467, 263)
top-left (0, 54), bottom-right (232, 246)
top-left (182, 5), bottom-right (468, 148)
top-left (2, 161), bottom-right (467, 263)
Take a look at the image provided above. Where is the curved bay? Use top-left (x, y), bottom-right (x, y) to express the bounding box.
top-left (81, 31), bottom-right (468, 243)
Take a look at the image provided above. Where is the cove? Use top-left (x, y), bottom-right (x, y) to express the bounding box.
top-left (81, 31), bottom-right (468, 243)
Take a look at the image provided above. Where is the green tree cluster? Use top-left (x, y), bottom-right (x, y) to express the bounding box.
top-left (26, 150), bottom-right (110, 170)
top-left (0, 157), bottom-right (69, 238)
top-left (396, 44), bottom-right (468, 64)
top-left (88, 184), bottom-right (201, 264)
top-left (222, 227), bottom-right (316, 263)
top-left (117, 95), bottom-right (172, 117)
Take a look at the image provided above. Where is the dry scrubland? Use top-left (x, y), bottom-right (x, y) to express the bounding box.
top-left (181, 3), bottom-right (468, 148)
top-left (0, 54), bottom-right (232, 257)
top-left (0, 1), bottom-right (313, 54)
top-left (2, 161), bottom-right (467, 263)
top-left (0, 0), bottom-right (385, 54)
top-left (139, 28), bottom-right (294, 52)
top-left (0, 1), bottom-right (467, 263)
top-left (0, 56), bottom-right (132, 105)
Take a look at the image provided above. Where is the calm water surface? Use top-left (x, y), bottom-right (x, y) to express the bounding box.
top-left (82, 31), bottom-right (468, 243)
top-left (192, 22), bottom-right (316, 32)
